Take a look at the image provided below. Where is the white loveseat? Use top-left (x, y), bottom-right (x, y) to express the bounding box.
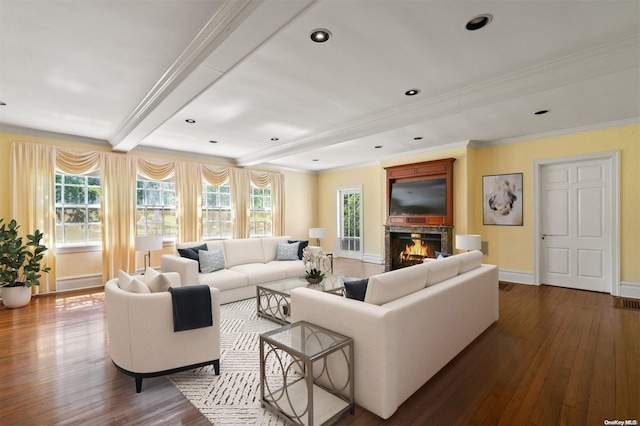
top-left (290, 250), bottom-right (498, 419)
top-left (161, 236), bottom-right (306, 304)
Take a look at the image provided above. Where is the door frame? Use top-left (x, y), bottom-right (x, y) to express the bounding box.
top-left (335, 185), bottom-right (363, 260)
top-left (532, 151), bottom-right (620, 295)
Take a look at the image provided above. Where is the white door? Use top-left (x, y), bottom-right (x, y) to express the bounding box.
top-left (336, 186), bottom-right (362, 259)
top-left (540, 158), bottom-right (612, 293)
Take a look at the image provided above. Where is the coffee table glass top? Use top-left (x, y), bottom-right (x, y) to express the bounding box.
top-left (257, 274), bottom-right (349, 295)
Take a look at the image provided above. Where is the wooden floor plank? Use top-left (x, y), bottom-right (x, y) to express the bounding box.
top-left (1, 259), bottom-right (639, 425)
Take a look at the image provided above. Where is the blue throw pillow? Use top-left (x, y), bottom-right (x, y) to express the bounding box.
top-left (177, 243), bottom-right (208, 271)
top-left (288, 240), bottom-right (309, 260)
top-left (199, 248), bottom-right (225, 273)
top-left (435, 251), bottom-right (452, 260)
top-left (344, 278), bottom-right (368, 301)
top-left (276, 241), bottom-right (300, 261)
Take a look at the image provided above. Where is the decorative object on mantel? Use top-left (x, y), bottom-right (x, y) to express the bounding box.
top-left (482, 173), bottom-right (523, 226)
top-left (308, 227), bottom-right (325, 247)
top-left (302, 246), bottom-right (328, 284)
top-left (0, 218), bottom-right (51, 308)
top-left (455, 234), bottom-right (482, 252)
top-left (135, 235), bottom-right (163, 270)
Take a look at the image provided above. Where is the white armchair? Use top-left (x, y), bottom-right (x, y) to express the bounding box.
top-left (105, 273), bottom-right (221, 392)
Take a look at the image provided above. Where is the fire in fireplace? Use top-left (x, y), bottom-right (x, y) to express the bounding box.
top-left (391, 233), bottom-right (441, 270)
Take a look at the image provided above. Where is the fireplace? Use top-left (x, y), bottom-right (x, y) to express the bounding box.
top-left (384, 225), bottom-right (453, 271)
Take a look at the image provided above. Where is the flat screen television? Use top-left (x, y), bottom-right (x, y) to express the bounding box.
top-left (389, 178), bottom-right (447, 216)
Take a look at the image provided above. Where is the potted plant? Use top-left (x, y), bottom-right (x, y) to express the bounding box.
top-left (0, 219), bottom-right (51, 308)
top-left (302, 246), bottom-right (327, 284)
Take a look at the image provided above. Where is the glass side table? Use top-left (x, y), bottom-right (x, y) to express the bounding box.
top-left (260, 321), bottom-right (354, 426)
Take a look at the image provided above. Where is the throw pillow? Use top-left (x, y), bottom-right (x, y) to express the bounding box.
top-left (436, 251), bottom-right (452, 260)
top-left (177, 243), bottom-right (208, 271)
top-left (140, 267), bottom-right (173, 293)
top-left (118, 270), bottom-right (151, 293)
top-left (276, 241), bottom-right (300, 261)
top-left (199, 248), bottom-right (225, 273)
top-left (344, 278), bottom-right (368, 301)
top-left (288, 239), bottom-right (309, 260)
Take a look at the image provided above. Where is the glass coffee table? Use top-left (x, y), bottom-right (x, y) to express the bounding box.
top-left (257, 274), bottom-right (349, 325)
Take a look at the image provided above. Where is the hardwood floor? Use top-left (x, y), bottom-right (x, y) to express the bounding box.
top-left (1, 259), bottom-right (638, 425)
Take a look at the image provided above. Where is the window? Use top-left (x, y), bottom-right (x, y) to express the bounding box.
top-left (203, 182), bottom-right (232, 239)
top-left (337, 186), bottom-right (362, 258)
top-left (136, 178), bottom-right (177, 238)
top-left (55, 173), bottom-right (101, 245)
top-left (249, 185), bottom-right (271, 237)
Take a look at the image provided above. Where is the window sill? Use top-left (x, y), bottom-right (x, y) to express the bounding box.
top-left (56, 244), bottom-right (102, 254)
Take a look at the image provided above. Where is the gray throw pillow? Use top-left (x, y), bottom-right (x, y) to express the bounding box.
top-left (199, 248), bottom-right (225, 273)
top-left (276, 241), bottom-right (300, 261)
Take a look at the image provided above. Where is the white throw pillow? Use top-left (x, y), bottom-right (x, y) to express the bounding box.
top-left (276, 241), bottom-right (300, 261)
top-left (140, 267), bottom-right (173, 293)
top-left (199, 248), bottom-right (225, 273)
top-left (118, 270), bottom-right (151, 293)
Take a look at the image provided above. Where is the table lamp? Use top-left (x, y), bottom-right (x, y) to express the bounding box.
top-left (308, 228), bottom-right (325, 247)
top-left (135, 235), bottom-right (163, 270)
top-left (455, 234), bottom-right (481, 252)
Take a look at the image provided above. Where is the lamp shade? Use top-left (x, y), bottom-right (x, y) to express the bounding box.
top-left (135, 235), bottom-right (163, 252)
top-left (455, 234), bottom-right (481, 251)
top-left (308, 228), bottom-right (325, 239)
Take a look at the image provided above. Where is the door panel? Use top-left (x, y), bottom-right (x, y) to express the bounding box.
top-left (540, 159), bottom-right (611, 293)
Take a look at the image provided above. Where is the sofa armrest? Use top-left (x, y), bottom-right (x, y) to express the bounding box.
top-left (290, 288), bottom-right (399, 420)
top-left (161, 254), bottom-right (199, 286)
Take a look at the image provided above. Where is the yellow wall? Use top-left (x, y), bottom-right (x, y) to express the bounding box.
top-left (317, 164), bottom-right (381, 256)
top-left (474, 124), bottom-right (639, 282)
top-left (0, 132), bottom-right (317, 279)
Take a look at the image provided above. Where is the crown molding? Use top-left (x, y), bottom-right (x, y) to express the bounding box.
top-left (0, 123), bottom-right (110, 147)
top-left (237, 36), bottom-right (640, 167)
top-left (470, 117), bottom-right (640, 148)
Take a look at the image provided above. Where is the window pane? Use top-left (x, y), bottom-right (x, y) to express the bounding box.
top-left (88, 176), bottom-right (100, 186)
top-left (64, 224), bottom-right (86, 244)
top-left (87, 187), bottom-right (100, 204)
top-left (88, 224), bottom-right (101, 242)
top-left (88, 208), bottom-right (100, 223)
top-left (55, 185), bottom-right (61, 203)
top-left (65, 208), bottom-right (86, 223)
top-left (163, 191), bottom-right (175, 206)
top-left (64, 175), bottom-right (84, 185)
top-left (64, 186), bottom-right (85, 204)
top-left (146, 190), bottom-right (161, 205)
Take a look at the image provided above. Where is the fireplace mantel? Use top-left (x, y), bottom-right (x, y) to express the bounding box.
top-left (384, 225), bottom-right (453, 271)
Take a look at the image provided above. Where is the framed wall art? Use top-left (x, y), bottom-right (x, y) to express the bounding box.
top-left (482, 173), bottom-right (523, 226)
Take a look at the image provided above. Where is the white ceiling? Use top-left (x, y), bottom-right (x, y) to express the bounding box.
top-left (1, 0), bottom-right (639, 173)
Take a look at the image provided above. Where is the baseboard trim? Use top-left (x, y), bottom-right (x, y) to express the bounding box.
top-left (620, 281), bottom-right (640, 299)
top-left (56, 274), bottom-right (104, 292)
top-left (362, 254), bottom-right (384, 264)
top-left (499, 269), bottom-right (535, 285)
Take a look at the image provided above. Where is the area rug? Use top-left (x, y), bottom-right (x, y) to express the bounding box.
top-left (169, 298), bottom-right (288, 425)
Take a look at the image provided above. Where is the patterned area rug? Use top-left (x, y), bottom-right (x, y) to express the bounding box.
top-left (169, 298), bottom-right (287, 425)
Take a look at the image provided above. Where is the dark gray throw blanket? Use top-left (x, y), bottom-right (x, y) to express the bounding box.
top-left (168, 285), bottom-right (213, 332)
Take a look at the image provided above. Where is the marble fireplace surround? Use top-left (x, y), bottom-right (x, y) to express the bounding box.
top-left (384, 225), bottom-right (453, 271)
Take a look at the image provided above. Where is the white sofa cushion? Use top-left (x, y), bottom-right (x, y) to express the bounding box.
top-left (457, 250), bottom-right (483, 274)
top-left (425, 255), bottom-right (461, 286)
top-left (228, 263), bottom-right (288, 285)
top-left (364, 263), bottom-right (429, 305)
top-left (223, 239), bottom-right (265, 267)
top-left (260, 236), bottom-right (291, 262)
top-left (198, 268), bottom-right (248, 291)
top-left (118, 270), bottom-right (151, 293)
top-left (266, 260), bottom-right (306, 278)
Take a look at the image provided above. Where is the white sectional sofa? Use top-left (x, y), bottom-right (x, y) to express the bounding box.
top-left (161, 236), bottom-right (306, 304)
top-left (290, 250), bottom-right (498, 420)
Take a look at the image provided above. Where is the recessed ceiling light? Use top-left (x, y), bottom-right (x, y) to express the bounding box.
top-left (312, 159), bottom-right (319, 162)
top-left (374, 145), bottom-right (383, 149)
top-left (466, 14), bottom-right (493, 31)
top-left (0, 101), bottom-right (6, 106)
top-left (405, 89), bottom-right (421, 96)
top-left (185, 119), bottom-right (196, 123)
top-left (209, 140), bottom-right (218, 144)
top-left (310, 28), bottom-right (331, 43)
top-left (270, 137), bottom-right (279, 141)
top-left (413, 137), bottom-right (423, 140)
top-left (534, 110), bottom-right (549, 115)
